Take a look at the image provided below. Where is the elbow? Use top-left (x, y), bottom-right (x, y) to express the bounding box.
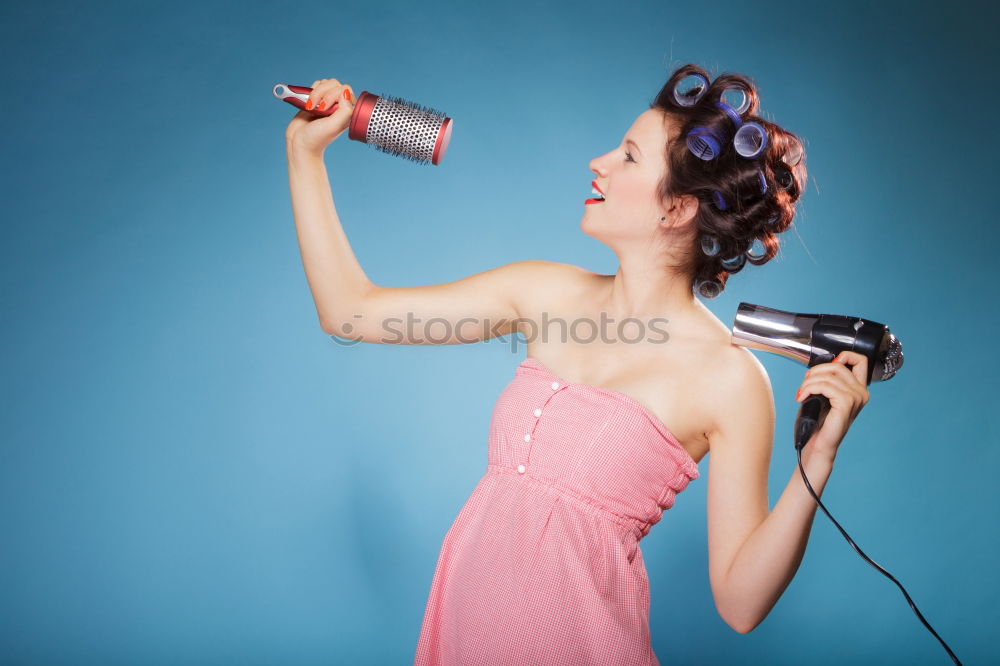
top-left (320, 317), bottom-right (352, 337)
top-left (715, 579), bottom-right (762, 635)
top-left (726, 613), bottom-right (760, 635)
top-left (717, 602), bottom-right (758, 635)
top-left (320, 284), bottom-right (374, 336)
top-left (319, 316), bottom-right (339, 335)
top-left (319, 307), bottom-right (349, 335)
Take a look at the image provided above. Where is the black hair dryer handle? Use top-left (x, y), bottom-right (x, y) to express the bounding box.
top-left (795, 393), bottom-right (830, 451)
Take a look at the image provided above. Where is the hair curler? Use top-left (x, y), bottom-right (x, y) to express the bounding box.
top-left (730, 302), bottom-right (904, 450)
top-left (273, 84), bottom-right (453, 165)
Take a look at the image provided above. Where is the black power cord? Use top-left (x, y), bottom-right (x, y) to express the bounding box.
top-left (794, 444), bottom-right (963, 665)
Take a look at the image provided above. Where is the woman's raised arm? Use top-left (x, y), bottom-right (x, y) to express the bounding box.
top-left (339, 261), bottom-right (558, 345)
top-left (286, 139), bottom-right (574, 345)
top-left (284, 78), bottom-right (581, 345)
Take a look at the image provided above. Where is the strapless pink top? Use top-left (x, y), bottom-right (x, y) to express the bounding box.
top-left (414, 357), bottom-right (701, 665)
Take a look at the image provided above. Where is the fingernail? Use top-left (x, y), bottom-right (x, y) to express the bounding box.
top-left (317, 100), bottom-right (326, 111)
top-left (343, 89), bottom-right (351, 101)
top-left (306, 99), bottom-right (313, 110)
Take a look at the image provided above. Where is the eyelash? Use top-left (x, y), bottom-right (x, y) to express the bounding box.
top-left (624, 151), bottom-right (635, 163)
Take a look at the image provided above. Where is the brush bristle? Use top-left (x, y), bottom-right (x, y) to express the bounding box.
top-left (369, 140), bottom-right (433, 165)
top-left (363, 91), bottom-right (447, 165)
top-left (378, 91), bottom-right (448, 120)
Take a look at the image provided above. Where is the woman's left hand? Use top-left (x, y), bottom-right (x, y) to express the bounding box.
top-left (795, 350), bottom-right (871, 463)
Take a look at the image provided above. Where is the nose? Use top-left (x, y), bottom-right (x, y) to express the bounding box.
top-left (589, 155), bottom-right (606, 178)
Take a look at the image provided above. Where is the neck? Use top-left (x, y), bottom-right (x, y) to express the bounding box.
top-left (601, 257), bottom-right (697, 320)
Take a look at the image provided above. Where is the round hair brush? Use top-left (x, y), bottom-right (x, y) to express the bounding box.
top-left (273, 84), bottom-right (453, 166)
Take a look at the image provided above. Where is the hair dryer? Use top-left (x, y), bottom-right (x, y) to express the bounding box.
top-left (730, 302), bottom-right (904, 451)
top-left (273, 84), bottom-right (453, 165)
top-left (729, 304), bottom-right (964, 665)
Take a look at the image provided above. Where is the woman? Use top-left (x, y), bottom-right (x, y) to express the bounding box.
top-left (285, 63), bottom-right (871, 665)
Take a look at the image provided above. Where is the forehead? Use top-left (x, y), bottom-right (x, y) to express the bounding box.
top-left (626, 108), bottom-right (675, 147)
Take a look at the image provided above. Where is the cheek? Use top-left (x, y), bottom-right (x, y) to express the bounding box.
top-left (614, 177), bottom-right (657, 209)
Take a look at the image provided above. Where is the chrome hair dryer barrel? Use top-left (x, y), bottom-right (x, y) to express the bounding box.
top-left (273, 84), bottom-right (454, 165)
top-left (730, 302), bottom-right (904, 450)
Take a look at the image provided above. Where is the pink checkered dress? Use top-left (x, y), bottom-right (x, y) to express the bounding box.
top-left (414, 356), bottom-right (701, 665)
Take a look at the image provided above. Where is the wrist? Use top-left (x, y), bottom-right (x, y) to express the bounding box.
top-left (802, 446), bottom-right (836, 469)
top-left (285, 138), bottom-right (324, 161)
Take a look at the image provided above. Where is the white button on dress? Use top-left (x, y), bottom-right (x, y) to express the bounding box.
top-left (524, 434), bottom-right (531, 442)
top-left (517, 464), bottom-right (526, 474)
top-left (533, 408), bottom-right (542, 417)
top-left (551, 381), bottom-right (560, 390)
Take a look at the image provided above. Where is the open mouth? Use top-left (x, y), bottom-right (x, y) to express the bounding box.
top-left (586, 183), bottom-right (606, 205)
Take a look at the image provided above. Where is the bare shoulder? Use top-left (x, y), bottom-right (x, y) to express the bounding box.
top-left (702, 339), bottom-right (774, 443)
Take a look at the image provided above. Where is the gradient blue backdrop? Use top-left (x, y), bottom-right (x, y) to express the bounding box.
top-left (2, 0), bottom-right (995, 663)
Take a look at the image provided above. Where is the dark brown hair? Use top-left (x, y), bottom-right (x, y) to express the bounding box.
top-left (650, 63), bottom-right (808, 298)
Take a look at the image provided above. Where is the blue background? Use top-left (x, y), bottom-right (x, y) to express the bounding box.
top-left (2, 0), bottom-right (995, 663)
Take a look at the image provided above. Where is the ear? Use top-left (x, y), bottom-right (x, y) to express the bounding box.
top-left (664, 193), bottom-right (700, 227)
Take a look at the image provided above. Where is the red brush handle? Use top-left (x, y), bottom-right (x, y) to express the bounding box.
top-left (279, 86), bottom-right (383, 147)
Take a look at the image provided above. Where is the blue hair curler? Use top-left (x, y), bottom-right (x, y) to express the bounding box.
top-left (721, 253), bottom-right (747, 271)
top-left (733, 122), bottom-right (768, 158)
top-left (758, 169), bottom-right (768, 194)
top-left (673, 73), bottom-right (710, 106)
top-left (775, 165), bottom-right (795, 191)
top-left (720, 86), bottom-right (751, 115)
top-left (712, 190), bottom-right (728, 210)
top-left (747, 238), bottom-right (767, 260)
top-left (715, 102), bottom-right (744, 128)
top-left (701, 234), bottom-right (721, 256)
top-left (782, 140), bottom-right (803, 166)
top-left (694, 278), bottom-right (722, 299)
top-left (687, 126), bottom-right (723, 160)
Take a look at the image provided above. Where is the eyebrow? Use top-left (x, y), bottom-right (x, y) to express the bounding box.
top-left (625, 139), bottom-right (643, 156)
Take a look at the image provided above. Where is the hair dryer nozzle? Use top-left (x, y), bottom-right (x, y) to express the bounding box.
top-left (731, 302), bottom-right (903, 384)
top-left (731, 303), bottom-right (815, 364)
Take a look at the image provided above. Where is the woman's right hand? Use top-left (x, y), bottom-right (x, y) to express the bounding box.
top-left (285, 78), bottom-right (357, 155)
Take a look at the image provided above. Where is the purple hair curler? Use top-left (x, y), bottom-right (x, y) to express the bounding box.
top-left (719, 86), bottom-right (751, 114)
top-left (673, 73), bottom-right (710, 106)
top-left (713, 190), bottom-right (728, 210)
top-left (687, 126), bottom-right (723, 160)
top-left (733, 122), bottom-right (768, 158)
top-left (715, 101), bottom-right (744, 128)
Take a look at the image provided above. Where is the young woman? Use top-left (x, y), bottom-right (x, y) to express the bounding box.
top-left (285, 64), bottom-right (872, 665)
